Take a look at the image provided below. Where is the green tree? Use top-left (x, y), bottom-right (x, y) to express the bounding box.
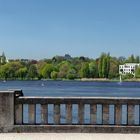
top-left (135, 56), bottom-right (140, 63)
top-left (127, 54), bottom-right (135, 63)
top-left (57, 61), bottom-right (71, 79)
top-left (16, 67), bottom-right (28, 79)
top-left (79, 63), bottom-right (89, 78)
top-left (41, 64), bottom-right (54, 79)
top-left (98, 56), bottom-right (103, 78)
top-left (51, 71), bottom-right (58, 79)
top-left (0, 65), bottom-right (9, 79)
top-left (122, 73), bottom-right (134, 80)
top-left (102, 56), bottom-right (107, 78)
top-left (67, 68), bottom-right (77, 79)
top-left (98, 53), bottom-right (110, 78)
top-left (0, 62), bottom-right (23, 79)
top-left (108, 59), bottom-right (119, 79)
top-left (89, 61), bottom-right (96, 78)
top-left (28, 64), bottom-right (38, 79)
top-left (135, 67), bottom-right (140, 78)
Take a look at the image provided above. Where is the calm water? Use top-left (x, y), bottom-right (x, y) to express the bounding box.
top-left (1, 80), bottom-right (140, 124)
top-left (0, 80), bottom-right (140, 97)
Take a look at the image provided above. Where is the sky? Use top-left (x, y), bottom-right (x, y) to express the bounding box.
top-left (0, 0), bottom-right (140, 60)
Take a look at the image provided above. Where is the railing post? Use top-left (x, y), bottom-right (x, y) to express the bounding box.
top-left (54, 104), bottom-right (60, 124)
top-left (90, 104), bottom-right (96, 124)
top-left (115, 104), bottom-right (122, 125)
top-left (103, 104), bottom-right (109, 125)
top-left (29, 104), bottom-right (36, 124)
top-left (66, 104), bottom-right (72, 124)
top-left (0, 91), bottom-right (15, 132)
top-left (41, 104), bottom-right (48, 124)
top-left (128, 105), bottom-right (135, 125)
top-left (78, 103), bottom-right (84, 124)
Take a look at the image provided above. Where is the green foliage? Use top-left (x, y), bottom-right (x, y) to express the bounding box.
top-left (0, 52), bottom-right (140, 80)
top-left (135, 67), bottom-right (140, 78)
top-left (79, 63), bottom-right (89, 78)
top-left (0, 65), bottom-right (9, 79)
top-left (41, 64), bottom-right (54, 79)
top-left (0, 61), bottom-right (22, 79)
top-left (67, 68), bottom-right (77, 79)
top-left (136, 56), bottom-right (140, 63)
top-left (126, 54), bottom-right (140, 63)
top-left (98, 53), bottom-right (110, 78)
top-left (28, 64), bottom-right (38, 79)
top-left (122, 73), bottom-right (134, 80)
top-left (108, 59), bottom-right (119, 79)
top-left (51, 71), bottom-right (58, 79)
top-left (58, 61), bottom-right (71, 78)
top-left (89, 61), bottom-right (96, 78)
top-left (16, 67), bottom-right (28, 79)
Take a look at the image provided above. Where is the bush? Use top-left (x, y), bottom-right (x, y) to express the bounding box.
top-left (51, 71), bottom-right (58, 80)
top-left (122, 73), bottom-right (134, 80)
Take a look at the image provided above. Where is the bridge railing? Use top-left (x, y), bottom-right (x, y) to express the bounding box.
top-left (15, 96), bottom-right (139, 126)
top-left (1, 90), bottom-right (140, 133)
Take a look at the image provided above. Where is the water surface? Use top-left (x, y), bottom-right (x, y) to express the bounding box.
top-left (0, 80), bottom-right (140, 97)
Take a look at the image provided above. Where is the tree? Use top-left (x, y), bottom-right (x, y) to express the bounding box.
top-left (28, 65), bottom-right (38, 79)
top-left (37, 61), bottom-right (47, 78)
top-left (57, 61), bottom-right (71, 79)
top-left (108, 59), bottom-right (119, 79)
top-left (98, 54), bottom-right (103, 78)
top-left (135, 56), bottom-right (140, 63)
top-left (0, 65), bottom-right (9, 80)
top-left (127, 54), bottom-right (135, 63)
top-left (41, 64), bottom-right (54, 79)
top-left (89, 61), bottom-right (96, 78)
top-left (67, 68), bottom-right (77, 79)
top-left (102, 56), bottom-right (108, 78)
top-left (16, 67), bottom-right (28, 79)
top-left (135, 67), bottom-right (140, 78)
top-left (122, 73), bottom-right (134, 80)
top-left (79, 63), bottom-right (89, 78)
top-left (106, 53), bottom-right (110, 78)
top-left (118, 56), bottom-right (126, 64)
top-left (51, 71), bottom-right (58, 80)
top-left (98, 53), bottom-right (110, 78)
top-left (0, 62), bottom-right (23, 79)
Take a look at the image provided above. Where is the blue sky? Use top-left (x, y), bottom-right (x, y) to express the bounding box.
top-left (0, 0), bottom-right (140, 59)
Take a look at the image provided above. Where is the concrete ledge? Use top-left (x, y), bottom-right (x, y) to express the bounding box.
top-left (3, 125), bottom-right (140, 133)
top-left (1, 133), bottom-right (140, 140)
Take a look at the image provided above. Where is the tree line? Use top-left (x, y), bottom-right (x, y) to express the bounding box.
top-left (0, 53), bottom-right (140, 80)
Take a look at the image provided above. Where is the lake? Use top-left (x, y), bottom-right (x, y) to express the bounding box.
top-left (1, 80), bottom-right (140, 124)
top-left (0, 80), bottom-right (140, 97)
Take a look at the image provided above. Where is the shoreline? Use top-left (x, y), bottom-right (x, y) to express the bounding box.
top-left (1, 78), bottom-right (140, 82)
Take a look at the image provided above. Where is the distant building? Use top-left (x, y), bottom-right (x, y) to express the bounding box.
top-left (119, 63), bottom-right (140, 75)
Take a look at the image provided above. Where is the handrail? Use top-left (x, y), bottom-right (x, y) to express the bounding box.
top-left (15, 96), bottom-right (140, 104)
